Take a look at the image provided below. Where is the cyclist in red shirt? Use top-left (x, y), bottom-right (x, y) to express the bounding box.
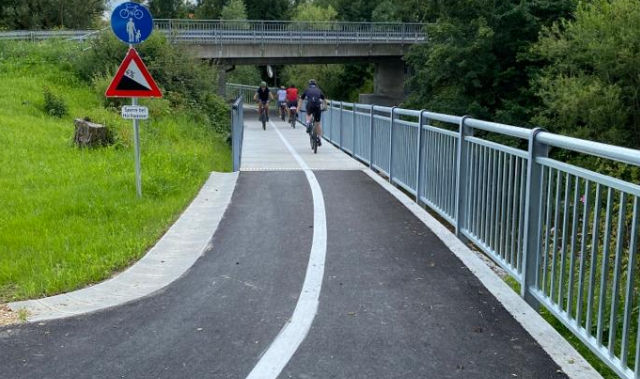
top-left (286, 84), bottom-right (298, 121)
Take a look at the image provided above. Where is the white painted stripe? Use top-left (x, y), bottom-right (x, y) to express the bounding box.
top-left (246, 121), bottom-right (327, 379)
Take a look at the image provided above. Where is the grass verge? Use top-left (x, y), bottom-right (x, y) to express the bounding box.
top-left (0, 41), bottom-right (231, 303)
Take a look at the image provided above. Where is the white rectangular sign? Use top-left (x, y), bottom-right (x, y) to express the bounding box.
top-left (121, 105), bottom-right (149, 120)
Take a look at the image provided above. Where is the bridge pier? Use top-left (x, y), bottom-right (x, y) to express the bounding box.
top-left (359, 59), bottom-right (406, 107)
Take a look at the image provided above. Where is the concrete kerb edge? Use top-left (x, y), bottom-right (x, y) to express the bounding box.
top-left (361, 168), bottom-right (602, 379)
top-left (9, 171), bottom-right (239, 323)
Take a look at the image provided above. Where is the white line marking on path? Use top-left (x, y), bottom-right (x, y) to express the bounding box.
top-left (246, 121), bottom-right (327, 379)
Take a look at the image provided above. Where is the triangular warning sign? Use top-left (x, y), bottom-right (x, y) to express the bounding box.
top-left (106, 48), bottom-right (162, 98)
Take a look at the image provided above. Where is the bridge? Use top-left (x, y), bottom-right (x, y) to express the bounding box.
top-left (0, 19), bottom-right (426, 106)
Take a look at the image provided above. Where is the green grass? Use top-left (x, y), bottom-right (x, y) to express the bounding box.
top-left (0, 41), bottom-right (231, 302)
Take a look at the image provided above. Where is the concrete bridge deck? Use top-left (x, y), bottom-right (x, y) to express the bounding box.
top-left (0, 111), bottom-right (598, 378)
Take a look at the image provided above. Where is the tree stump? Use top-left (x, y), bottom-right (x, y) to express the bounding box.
top-left (73, 119), bottom-right (111, 148)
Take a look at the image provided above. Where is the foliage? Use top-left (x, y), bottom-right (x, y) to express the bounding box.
top-left (146, 0), bottom-right (190, 19)
top-left (220, 0), bottom-right (247, 20)
top-left (371, 1), bottom-right (400, 23)
top-left (43, 87), bottom-right (68, 117)
top-left (531, 0), bottom-right (640, 149)
top-left (0, 0), bottom-right (106, 30)
top-left (0, 40), bottom-right (230, 302)
top-left (404, 0), bottom-right (575, 125)
top-left (194, 0), bottom-right (225, 19)
top-left (243, 0), bottom-right (291, 20)
top-left (291, 2), bottom-right (337, 23)
top-left (227, 65), bottom-right (261, 85)
top-left (72, 31), bottom-right (230, 133)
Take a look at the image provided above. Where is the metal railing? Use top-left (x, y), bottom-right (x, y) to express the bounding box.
top-left (322, 100), bottom-right (640, 379)
top-left (231, 97), bottom-right (244, 172)
top-left (226, 83), bottom-right (279, 107)
top-left (0, 20), bottom-right (426, 45)
top-left (155, 19), bottom-right (426, 44)
top-left (0, 29), bottom-right (102, 41)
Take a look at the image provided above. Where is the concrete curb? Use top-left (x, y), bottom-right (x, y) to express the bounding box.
top-left (9, 171), bottom-right (239, 322)
top-left (362, 169), bottom-right (602, 379)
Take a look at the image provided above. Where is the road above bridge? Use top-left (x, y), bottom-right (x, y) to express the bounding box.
top-left (0, 112), bottom-right (597, 378)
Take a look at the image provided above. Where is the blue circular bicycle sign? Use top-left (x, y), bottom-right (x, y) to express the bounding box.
top-left (111, 2), bottom-right (154, 45)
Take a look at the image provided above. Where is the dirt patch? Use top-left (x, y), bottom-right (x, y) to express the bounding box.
top-left (0, 304), bottom-right (20, 326)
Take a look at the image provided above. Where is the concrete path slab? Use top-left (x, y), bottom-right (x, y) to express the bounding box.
top-left (9, 171), bottom-right (238, 322)
top-left (241, 112), bottom-right (364, 171)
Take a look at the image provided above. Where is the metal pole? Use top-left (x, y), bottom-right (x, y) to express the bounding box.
top-left (132, 97), bottom-right (142, 197)
top-left (415, 110), bottom-right (426, 204)
top-left (521, 127), bottom-right (548, 308)
top-left (455, 116), bottom-right (471, 237)
top-left (389, 106), bottom-right (397, 183)
top-left (369, 105), bottom-right (375, 168)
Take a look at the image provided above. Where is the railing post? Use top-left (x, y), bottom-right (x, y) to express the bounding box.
top-left (369, 105), bottom-right (375, 168)
top-left (389, 106), bottom-right (397, 183)
top-left (339, 101), bottom-right (343, 150)
top-left (415, 110), bottom-right (427, 205)
top-left (521, 127), bottom-right (548, 309)
top-left (455, 116), bottom-right (472, 237)
top-left (352, 104), bottom-right (356, 156)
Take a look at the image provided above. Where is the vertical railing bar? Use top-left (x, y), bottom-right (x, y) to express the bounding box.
top-left (537, 166), bottom-right (549, 289)
top-left (488, 149), bottom-right (496, 252)
top-left (597, 188), bottom-right (615, 345)
top-left (586, 184), bottom-right (602, 334)
top-left (567, 177), bottom-right (581, 317)
top-left (607, 191), bottom-right (627, 355)
top-left (507, 155), bottom-right (516, 266)
top-left (499, 152), bottom-right (508, 260)
top-left (369, 106), bottom-right (375, 167)
top-left (620, 196), bottom-right (639, 367)
top-left (558, 174), bottom-right (572, 307)
top-left (517, 158), bottom-right (527, 273)
top-left (542, 167), bottom-right (553, 295)
top-left (389, 107), bottom-right (397, 182)
top-left (467, 142), bottom-right (475, 234)
top-left (576, 180), bottom-right (591, 326)
top-left (495, 151), bottom-right (504, 257)
top-left (483, 148), bottom-right (492, 246)
top-left (550, 170), bottom-right (562, 301)
top-left (491, 149), bottom-right (499, 253)
top-left (339, 101), bottom-right (343, 150)
top-left (473, 143), bottom-right (481, 236)
top-left (478, 147), bottom-right (487, 243)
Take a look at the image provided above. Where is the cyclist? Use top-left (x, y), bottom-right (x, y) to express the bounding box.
top-left (253, 81), bottom-right (273, 121)
top-left (299, 79), bottom-right (326, 145)
top-left (286, 84), bottom-right (298, 121)
top-left (276, 86), bottom-right (287, 119)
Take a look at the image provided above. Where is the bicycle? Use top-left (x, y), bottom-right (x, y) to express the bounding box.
top-left (258, 103), bottom-right (267, 130)
top-left (280, 102), bottom-right (287, 121)
top-left (308, 114), bottom-right (320, 154)
top-left (289, 106), bottom-right (297, 128)
top-left (119, 4), bottom-right (144, 19)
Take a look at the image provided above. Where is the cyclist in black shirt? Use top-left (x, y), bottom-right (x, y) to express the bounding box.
top-left (299, 79), bottom-right (326, 145)
top-left (253, 81), bottom-right (274, 121)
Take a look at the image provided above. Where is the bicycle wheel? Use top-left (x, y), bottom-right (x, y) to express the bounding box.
top-left (119, 9), bottom-right (128, 18)
top-left (313, 136), bottom-right (318, 154)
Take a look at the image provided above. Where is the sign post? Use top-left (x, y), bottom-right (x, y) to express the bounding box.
top-left (107, 2), bottom-right (161, 197)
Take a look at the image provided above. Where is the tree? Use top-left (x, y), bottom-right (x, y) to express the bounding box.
top-left (220, 0), bottom-right (247, 20)
top-left (195, 0), bottom-right (225, 19)
top-left (0, 0), bottom-right (106, 30)
top-left (403, 0), bottom-right (575, 124)
top-left (531, 0), bottom-right (640, 148)
top-left (147, 0), bottom-right (188, 19)
top-left (243, 0), bottom-right (290, 20)
top-left (371, 1), bottom-right (400, 23)
top-left (291, 2), bottom-right (337, 23)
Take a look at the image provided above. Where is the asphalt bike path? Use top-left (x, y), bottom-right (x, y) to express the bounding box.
top-left (0, 171), bottom-right (314, 378)
top-left (0, 114), bottom-right (592, 378)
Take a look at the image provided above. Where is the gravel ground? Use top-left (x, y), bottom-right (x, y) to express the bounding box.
top-left (0, 304), bottom-right (19, 326)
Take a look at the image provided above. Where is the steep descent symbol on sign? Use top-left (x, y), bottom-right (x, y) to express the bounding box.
top-left (106, 48), bottom-right (162, 98)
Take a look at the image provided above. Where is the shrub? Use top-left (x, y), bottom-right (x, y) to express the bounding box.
top-left (43, 87), bottom-right (67, 117)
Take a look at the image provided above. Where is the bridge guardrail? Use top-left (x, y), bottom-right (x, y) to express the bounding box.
top-left (319, 98), bottom-right (640, 379)
top-left (153, 19), bottom-right (426, 44)
top-left (0, 20), bottom-right (426, 45)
